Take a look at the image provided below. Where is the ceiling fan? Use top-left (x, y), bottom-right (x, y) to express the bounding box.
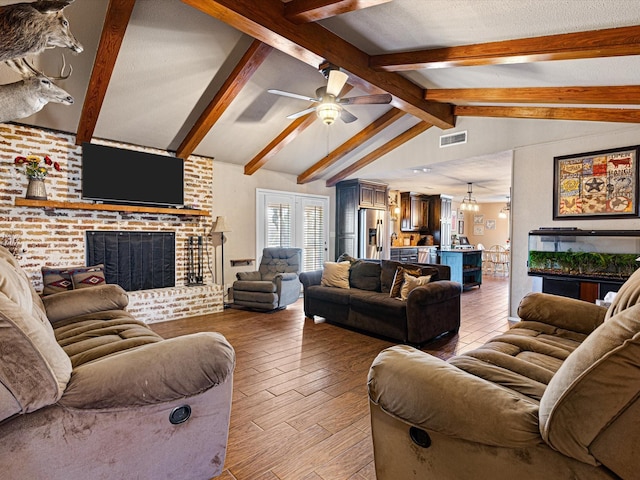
top-left (267, 64), bottom-right (392, 125)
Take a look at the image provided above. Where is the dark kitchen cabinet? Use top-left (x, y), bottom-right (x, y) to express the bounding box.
top-left (336, 179), bottom-right (388, 259)
top-left (400, 192), bottom-right (429, 232)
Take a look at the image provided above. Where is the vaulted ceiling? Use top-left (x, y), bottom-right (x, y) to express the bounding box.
top-left (2, 0), bottom-right (640, 202)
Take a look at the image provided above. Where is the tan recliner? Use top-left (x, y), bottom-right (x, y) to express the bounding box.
top-left (0, 246), bottom-right (235, 480)
top-left (368, 269), bottom-right (640, 479)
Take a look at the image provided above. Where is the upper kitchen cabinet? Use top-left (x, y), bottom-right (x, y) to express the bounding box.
top-left (400, 192), bottom-right (429, 232)
top-left (358, 181), bottom-right (388, 209)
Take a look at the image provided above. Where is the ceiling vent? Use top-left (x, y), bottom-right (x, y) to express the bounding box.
top-left (439, 131), bottom-right (467, 148)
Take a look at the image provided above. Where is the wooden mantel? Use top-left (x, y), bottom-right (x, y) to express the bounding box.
top-left (14, 198), bottom-right (209, 217)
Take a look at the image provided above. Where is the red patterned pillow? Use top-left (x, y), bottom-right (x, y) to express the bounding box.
top-left (71, 264), bottom-right (106, 290)
top-left (41, 266), bottom-right (74, 295)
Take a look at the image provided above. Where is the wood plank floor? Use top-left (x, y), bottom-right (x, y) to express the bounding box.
top-left (150, 275), bottom-right (511, 480)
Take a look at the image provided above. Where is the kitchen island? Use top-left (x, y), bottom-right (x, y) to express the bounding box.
top-left (438, 248), bottom-right (482, 290)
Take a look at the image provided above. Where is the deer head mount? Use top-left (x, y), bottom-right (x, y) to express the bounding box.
top-left (0, 59), bottom-right (73, 123)
top-left (0, 0), bottom-right (83, 65)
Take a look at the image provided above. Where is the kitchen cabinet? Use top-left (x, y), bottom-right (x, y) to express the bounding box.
top-left (439, 249), bottom-right (482, 289)
top-left (359, 182), bottom-right (387, 209)
top-left (428, 194), bottom-right (453, 247)
top-left (336, 179), bottom-right (388, 259)
top-left (390, 247), bottom-right (418, 263)
top-left (400, 192), bottom-right (429, 232)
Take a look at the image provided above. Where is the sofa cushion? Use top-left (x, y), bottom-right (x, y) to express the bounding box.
top-left (233, 280), bottom-right (276, 293)
top-left (0, 247), bottom-right (72, 421)
top-left (539, 302), bottom-right (640, 465)
top-left (390, 265), bottom-right (422, 298)
top-left (400, 273), bottom-right (432, 300)
top-left (305, 284), bottom-right (352, 305)
top-left (382, 260), bottom-right (441, 293)
top-left (349, 260), bottom-right (381, 291)
top-left (350, 290), bottom-right (407, 319)
top-left (53, 315), bottom-right (162, 368)
top-left (321, 261), bottom-right (350, 288)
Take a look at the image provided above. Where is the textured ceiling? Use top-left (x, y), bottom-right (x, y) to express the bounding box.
top-left (2, 0), bottom-right (640, 202)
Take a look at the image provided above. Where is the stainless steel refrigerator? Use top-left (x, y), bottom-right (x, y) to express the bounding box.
top-left (358, 209), bottom-right (389, 260)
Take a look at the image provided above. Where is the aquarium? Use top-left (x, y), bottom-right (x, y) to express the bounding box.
top-left (528, 229), bottom-right (640, 281)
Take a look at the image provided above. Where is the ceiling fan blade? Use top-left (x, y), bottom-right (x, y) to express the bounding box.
top-left (340, 108), bottom-right (358, 124)
top-left (286, 106), bottom-right (317, 120)
top-left (326, 70), bottom-right (348, 97)
top-left (339, 93), bottom-right (392, 105)
top-left (268, 89), bottom-right (318, 103)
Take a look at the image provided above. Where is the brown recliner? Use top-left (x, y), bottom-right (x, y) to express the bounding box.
top-left (368, 269), bottom-right (640, 479)
top-left (0, 246), bottom-right (235, 480)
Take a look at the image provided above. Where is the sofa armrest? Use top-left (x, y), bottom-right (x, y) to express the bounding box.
top-left (60, 332), bottom-right (235, 409)
top-left (42, 284), bottom-right (129, 324)
top-left (236, 271), bottom-right (261, 281)
top-left (517, 292), bottom-right (607, 335)
top-left (276, 272), bottom-right (299, 281)
top-left (299, 269), bottom-right (322, 288)
top-left (406, 279), bottom-right (461, 306)
top-left (368, 345), bottom-right (541, 448)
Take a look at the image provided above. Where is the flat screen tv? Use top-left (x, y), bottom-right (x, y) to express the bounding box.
top-left (82, 143), bottom-right (184, 207)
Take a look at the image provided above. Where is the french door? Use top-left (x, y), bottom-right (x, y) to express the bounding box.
top-left (256, 189), bottom-right (329, 272)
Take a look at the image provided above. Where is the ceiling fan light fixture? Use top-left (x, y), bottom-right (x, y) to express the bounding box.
top-left (317, 102), bottom-right (341, 125)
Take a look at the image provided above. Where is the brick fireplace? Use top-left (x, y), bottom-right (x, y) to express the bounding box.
top-left (1, 124), bottom-right (222, 323)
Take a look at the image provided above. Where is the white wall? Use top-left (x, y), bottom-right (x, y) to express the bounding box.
top-left (510, 125), bottom-right (640, 318)
top-left (211, 161), bottom-right (333, 292)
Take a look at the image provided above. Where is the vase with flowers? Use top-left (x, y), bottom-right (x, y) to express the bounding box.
top-left (14, 154), bottom-right (62, 200)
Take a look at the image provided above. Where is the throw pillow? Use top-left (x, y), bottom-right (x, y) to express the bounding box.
top-left (41, 266), bottom-right (74, 295)
top-left (71, 264), bottom-right (106, 290)
top-left (321, 261), bottom-right (350, 289)
top-left (400, 272), bottom-right (432, 300)
top-left (389, 266), bottom-right (422, 298)
top-left (336, 253), bottom-right (357, 264)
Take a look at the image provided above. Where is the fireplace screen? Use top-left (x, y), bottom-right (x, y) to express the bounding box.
top-left (86, 231), bottom-right (175, 292)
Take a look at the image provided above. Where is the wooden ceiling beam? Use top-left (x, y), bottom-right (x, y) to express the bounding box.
top-left (284, 0), bottom-right (392, 24)
top-left (244, 85), bottom-right (355, 175)
top-left (371, 25), bottom-right (640, 71)
top-left (297, 107), bottom-right (405, 184)
top-left (426, 86), bottom-right (640, 104)
top-left (454, 106), bottom-right (640, 123)
top-left (326, 121), bottom-right (432, 187)
top-left (245, 111), bottom-right (317, 175)
top-left (75, 0), bottom-right (136, 145)
top-left (182, 0), bottom-right (454, 129)
top-left (176, 40), bottom-right (272, 160)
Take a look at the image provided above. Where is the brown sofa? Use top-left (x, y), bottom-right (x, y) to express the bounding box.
top-left (300, 259), bottom-right (461, 346)
top-left (0, 246), bottom-right (235, 480)
top-left (368, 267), bottom-right (640, 479)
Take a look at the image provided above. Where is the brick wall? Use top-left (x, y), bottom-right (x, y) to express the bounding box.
top-left (0, 123), bottom-right (223, 323)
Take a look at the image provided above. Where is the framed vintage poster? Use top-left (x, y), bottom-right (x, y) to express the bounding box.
top-left (553, 145), bottom-right (640, 219)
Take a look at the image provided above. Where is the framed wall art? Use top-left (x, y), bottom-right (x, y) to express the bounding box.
top-left (473, 224), bottom-right (484, 235)
top-left (553, 145), bottom-right (640, 219)
top-left (473, 214), bottom-right (484, 224)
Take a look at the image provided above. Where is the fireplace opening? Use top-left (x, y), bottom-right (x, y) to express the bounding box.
top-left (86, 231), bottom-right (175, 292)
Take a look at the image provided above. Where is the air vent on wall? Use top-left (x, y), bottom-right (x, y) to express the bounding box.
top-left (439, 130), bottom-right (467, 148)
